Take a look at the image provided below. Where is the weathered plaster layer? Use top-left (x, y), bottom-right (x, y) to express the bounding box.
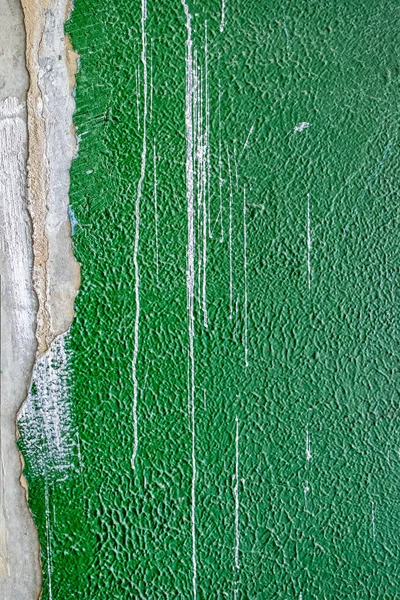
top-left (0, 0), bottom-right (80, 598)
top-left (21, 0), bottom-right (80, 356)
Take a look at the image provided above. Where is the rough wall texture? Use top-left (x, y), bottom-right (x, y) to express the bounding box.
top-left (19, 0), bottom-right (400, 598)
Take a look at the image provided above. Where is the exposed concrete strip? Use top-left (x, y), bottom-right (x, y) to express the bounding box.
top-left (0, 2), bottom-right (41, 598)
top-left (21, 0), bottom-right (80, 356)
top-left (0, 0), bottom-right (80, 598)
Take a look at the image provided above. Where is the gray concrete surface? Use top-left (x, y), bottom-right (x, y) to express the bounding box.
top-left (0, 1), bottom-right (42, 599)
top-left (0, 1), bottom-right (80, 598)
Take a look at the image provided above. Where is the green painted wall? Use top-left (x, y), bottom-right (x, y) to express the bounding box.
top-left (19, 0), bottom-right (400, 597)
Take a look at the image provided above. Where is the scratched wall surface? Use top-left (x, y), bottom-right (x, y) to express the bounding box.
top-left (17, 0), bottom-right (400, 598)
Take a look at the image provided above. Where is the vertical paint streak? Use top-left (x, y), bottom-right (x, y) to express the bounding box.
top-left (306, 424), bottom-right (311, 462)
top-left (220, 0), bottom-right (225, 32)
top-left (372, 501), bottom-right (376, 540)
top-left (304, 480), bottom-right (310, 513)
top-left (136, 65), bottom-right (140, 132)
top-left (243, 186), bottom-right (248, 368)
top-left (307, 192), bottom-right (311, 291)
top-left (131, 0), bottom-right (147, 471)
top-left (153, 140), bottom-right (159, 282)
top-left (201, 90), bottom-right (210, 327)
top-left (44, 479), bottom-right (53, 600)
top-left (193, 51), bottom-right (201, 308)
top-left (150, 38), bottom-right (154, 121)
top-left (227, 146), bottom-right (233, 320)
top-left (218, 79), bottom-right (224, 242)
top-left (205, 21), bottom-right (211, 238)
top-left (181, 2), bottom-right (197, 597)
top-left (234, 416), bottom-right (240, 571)
top-left (237, 123), bottom-right (254, 167)
top-left (234, 139), bottom-right (239, 191)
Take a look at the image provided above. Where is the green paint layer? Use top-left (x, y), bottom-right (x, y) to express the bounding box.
top-left (18, 0), bottom-right (400, 597)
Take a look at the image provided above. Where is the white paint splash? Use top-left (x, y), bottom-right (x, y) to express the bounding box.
top-left (294, 121), bottom-right (310, 133)
top-left (181, 1), bottom-right (197, 596)
top-left (131, 0), bottom-right (148, 471)
top-left (227, 146), bottom-right (234, 320)
top-left (243, 186), bottom-right (248, 368)
top-left (153, 140), bottom-right (159, 282)
top-left (307, 193), bottom-right (311, 291)
top-left (17, 333), bottom-right (75, 479)
top-left (234, 416), bottom-right (240, 571)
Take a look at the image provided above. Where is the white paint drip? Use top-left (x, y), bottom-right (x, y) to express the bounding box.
top-left (218, 80), bottom-right (224, 243)
top-left (205, 21), bottom-right (212, 239)
top-left (194, 50), bottom-right (202, 308)
top-left (294, 121), bottom-right (310, 133)
top-left (153, 140), bottom-right (159, 282)
top-left (131, 0), bottom-right (148, 471)
top-left (202, 123), bottom-right (208, 330)
top-left (304, 480), bottom-right (310, 513)
top-left (44, 480), bottom-right (53, 600)
top-left (234, 139), bottom-right (239, 191)
top-left (227, 147), bottom-right (234, 320)
top-left (150, 38), bottom-right (154, 121)
top-left (243, 186), bottom-right (248, 367)
top-left (181, 2), bottom-right (197, 596)
top-left (220, 0), bottom-right (225, 32)
top-left (238, 123), bottom-right (254, 167)
top-left (195, 48), bottom-right (208, 326)
top-left (136, 65), bottom-right (140, 132)
top-left (282, 4), bottom-right (289, 37)
top-left (306, 424), bottom-right (312, 462)
top-left (307, 193), bottom-right (311, 291)
top-left (234, 416), bottom-right (240, 570)
top-left (76, 430), bottom-right (84, 490)
top-left (372, 501), bottom-right (376, 540)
